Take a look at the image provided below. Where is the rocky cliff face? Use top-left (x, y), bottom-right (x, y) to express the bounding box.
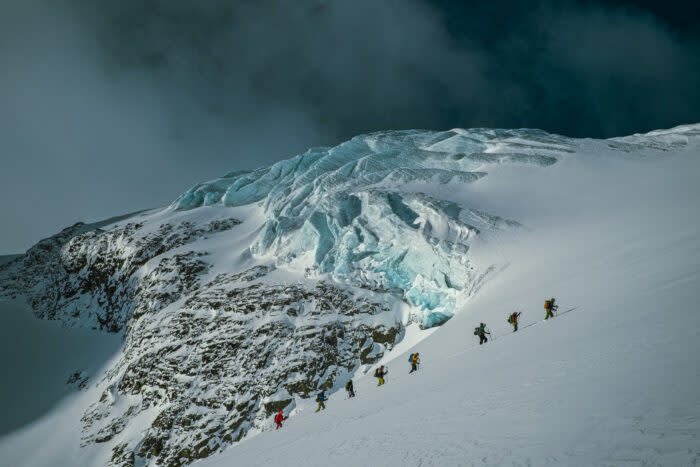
top-left (0, 215), bottom-right (240, 331)
top-left (92, 276), bottom-right (400, 466)
top-left (0, 209), bottom-right (403, 466)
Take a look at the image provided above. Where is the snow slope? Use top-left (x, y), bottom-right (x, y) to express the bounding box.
top-left (1, 125), bottom-right (699, 466)
top-left (198, 126), bottom-right (700, 466)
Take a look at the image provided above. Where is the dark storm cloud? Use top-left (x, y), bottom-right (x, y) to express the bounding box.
top-left (518, 1), bottom-right (700, 136)
top-left (82, 0), bottom-right (489, 142)
top-left (1, 0), bottom-right (698, 252)
top-left (426, 0), bottom-right (700, 135)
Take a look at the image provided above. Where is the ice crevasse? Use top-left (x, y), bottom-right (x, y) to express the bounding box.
top-left (173, 128), bottom-right (573, 326)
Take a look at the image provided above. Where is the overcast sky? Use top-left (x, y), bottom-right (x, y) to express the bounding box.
top-left (1, 0), bottom-right (698, 253)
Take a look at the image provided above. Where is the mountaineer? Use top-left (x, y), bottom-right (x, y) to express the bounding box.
top-left (545, 298), bottom-right (558, 320)
top-left (507, 312), bottom-right (521, 332)
top-left (474, 322), bottom-right (490, 345)
top-left (374, 365), bottom-right (388, 386)
top-left (315, 390), bottom-right (327, 412)
top-left (274, 410), bottom-right (287, 429)
top-left (345, 379), bottom-right (355, 398)
top-left (408, 353), bottom-right (420, 373)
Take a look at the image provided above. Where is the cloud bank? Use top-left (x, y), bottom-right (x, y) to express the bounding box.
top-left (1, 0), bottom-right (698, 252)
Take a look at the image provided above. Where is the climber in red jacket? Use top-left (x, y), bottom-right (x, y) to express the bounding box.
top-left (274, 410), bottom-right (287, 429)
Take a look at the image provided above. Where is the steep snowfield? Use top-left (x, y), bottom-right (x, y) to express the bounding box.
top-left (198, 127), bottom-right (700, 466)
top-left (0, 125), bottom-right (699, 466)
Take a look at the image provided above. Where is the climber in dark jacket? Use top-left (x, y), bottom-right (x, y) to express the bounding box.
top-left (374, 365), bottom-right (388, 386)
top-left (315, 391), bottom-right (327, 412)
top-left (545, 298), bottom-right (558, 319)
top-left (475, 322), bottom-right (490, 345)
top-left (345, 379), bottom-right (355, 398)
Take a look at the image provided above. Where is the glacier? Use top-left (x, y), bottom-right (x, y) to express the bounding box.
top-left (1, 123), bottom-right (699, 466)
top-left (173, 129), bottom-right (569, 327)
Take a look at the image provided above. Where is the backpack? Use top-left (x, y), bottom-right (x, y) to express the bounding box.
top-left (374, 368), bottom-right (379, 378)
top-left (544, 300), bottom-right (551, 309)
top-left (317, 392), bottom-right (324, 402)
top-left (408, 353), bottom-right (414, 363)
top-left (473, 327), bottom-right (479, 335)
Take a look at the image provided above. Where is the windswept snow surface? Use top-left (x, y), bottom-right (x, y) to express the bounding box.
top-left (198, 125), bottom-right (700, 467)
top-left (0, 125), bottom-right (699, 466)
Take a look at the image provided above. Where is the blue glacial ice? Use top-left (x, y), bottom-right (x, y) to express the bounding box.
top-left (173, 129), bottom-right (572, 326)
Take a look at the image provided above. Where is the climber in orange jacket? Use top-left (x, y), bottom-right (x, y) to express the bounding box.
top-left (274, 410), bottom-right (287, 429)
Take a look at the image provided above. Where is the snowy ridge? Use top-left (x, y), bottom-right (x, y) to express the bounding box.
top-left (1, 124), bottom-right (699, 466)
top-left (606, 123), bottom-right (700, 152)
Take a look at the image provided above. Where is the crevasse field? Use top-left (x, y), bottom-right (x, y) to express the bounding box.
top-left (1, 125), bottom-right (699, 466)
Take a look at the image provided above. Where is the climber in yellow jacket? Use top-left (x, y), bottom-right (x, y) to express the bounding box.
top-left (409, 352), bottom-right (420, 373)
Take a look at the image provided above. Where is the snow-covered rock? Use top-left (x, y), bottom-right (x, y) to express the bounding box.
top-left (1, 124), bottom-right (699, 466)
top-left (0, 211), bottom-right (401, 465)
